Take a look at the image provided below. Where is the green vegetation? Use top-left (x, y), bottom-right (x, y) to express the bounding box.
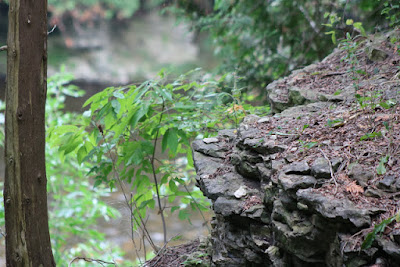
top-left (322, 1), bottom-right (400, 251)
top-left (46, 68), bottom-right (267, 261)
top-left (0, 70), bottom-right (128, 265)
top-left (381, 0), bottom-right (400, 27)
top-left (170, 0), bottom-right (390, 95)
top-left (362, 211), bottom-right (400, 249)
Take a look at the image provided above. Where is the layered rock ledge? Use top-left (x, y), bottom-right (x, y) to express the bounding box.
top-left (192, 31), bottom-right (400, 267)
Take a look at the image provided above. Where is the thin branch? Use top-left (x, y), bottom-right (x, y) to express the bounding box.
top-left (68, 257), bottom-right (116, 267)
top-left (297, 4), bottom-right (319, 34)
top-left (131, 197), bottom-right (158, 251)
top-left (47, 25), bottom-right (57, 35)
top-left (151, 100), bottom-right (168, 244)
top-left (101, 130), bottom-right (158, 256)
top-left (319, 147), bottom-right (338, 193)
top-left (183, 184), bottom-right (210, 232)
top-left (0, 45), bottom-right (7, 52)
top-left (130, 193), bottom-right (143, 264)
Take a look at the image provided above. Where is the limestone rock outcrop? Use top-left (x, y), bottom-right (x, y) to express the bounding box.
top-left (192, 30), bottom-right (400, 267)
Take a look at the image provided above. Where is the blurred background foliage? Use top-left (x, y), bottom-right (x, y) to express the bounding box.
top-left (0, 0), bottom-right (397, 96)
top-left (170, 0), bottom-right (396, 94)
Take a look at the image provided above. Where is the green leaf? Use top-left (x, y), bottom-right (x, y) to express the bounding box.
top-left (186, 149), bottom-right (194, 168)
top-left (59, 135), bottom-right (82, 155)
top-left (169, 180), bottom-right (178, 193)
top-left (158, 88), bottom-right (173, 101)
top-left (111, 99), bottom-right (121, 114)
top-left (360, 131), bottom-right (382, 141)
top-left (113, 91), bottom-right (125, 99)
top-left (77, 145), bottom-right (87, 164)
top-left (127, 147), bottom-right (144, 166)
top-left (353, 22), bottom-right (366, 36)
top-left (376, 156), bottom-right (389, 175)
top-left (361, 232), bottom-right (375, 249)
top-left (325, 31), bottom-right (336, 44)
top-left (51, 125), bottom-right (79, 136)
top-left (175, 178), bottom-right (185, 185)
top-left (160, 174), bottom-right (169, 185)
top-left (171, 206), bottom-right (180, 213)
top-left (96, 102), bottom-right (112, 120)
top-left (162, 128), bottom-right (179, 154)
top-left (83, 91), bottom-right (103, 108)
top-left (130, 104), bottom-right (149, 129)
top-left (334, 90), bottom-right (342, 96)
top-left (134, 82), bottom-right (151, 102)
top-left (93, 179), bottom-right (102, 188)
top-left (362, 216), bottom-right (396, 249)
top-left (379, 100), bottom-right (396, 109)
top-left (171, 235), bottom-right (182, 242)
top-left (178, 209), bottom-right (190, 221)
top-left (139, 199), bottom-right (155, 210)
top-left (168, 195), bottom-right (176, 203)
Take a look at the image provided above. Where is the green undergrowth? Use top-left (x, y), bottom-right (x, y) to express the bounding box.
top-left (46, 68), bottom-right (269, 263)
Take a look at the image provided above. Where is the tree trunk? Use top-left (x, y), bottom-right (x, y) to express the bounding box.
top-left (4, 0), bottom-right (55, 266)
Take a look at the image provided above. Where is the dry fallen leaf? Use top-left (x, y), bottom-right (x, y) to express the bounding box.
top-left (227, 104), bottom-right (246, 114)
top-left (345, 181), bottom-right (364, 195)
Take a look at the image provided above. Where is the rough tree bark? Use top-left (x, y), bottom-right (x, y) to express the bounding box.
top-left (4, 0), bottom-right (55, 266)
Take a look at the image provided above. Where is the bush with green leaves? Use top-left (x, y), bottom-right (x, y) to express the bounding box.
top-left (50, 68), bottom-right (269, 256)
top-left (381, 0), bottom-right (400, 27)
top-left (48, 71), bottom-right (132, 265)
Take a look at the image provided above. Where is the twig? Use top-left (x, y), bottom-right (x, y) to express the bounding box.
top-left (319, 147), bottom-right (338, 193)
top-left (321, 71), bottom-right (347, 78)
top-left (68, 257), bottom-right (116, 267)
top-left (297, 4), bottom-right (318, 34)
top-left (47, 25), bottom-right (57, 35)
top-left (340, 228), bottom-right (370, 256)
top-left (183, 184), bottom-right (210, 232)
top-left (151, 100), bottom-right (167, 244)
top-left (0, 45), bottom-right (7, 52)
top-left (131, 198), bottom-right (158, 252)
top-left (267, 131), bottom-right (298, 136)
top-left (101, 130), bottom-right (157, 256)
top-left (130, 192), bottom-right (144, 264)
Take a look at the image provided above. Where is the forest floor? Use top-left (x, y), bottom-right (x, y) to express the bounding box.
top-left (264, 32), bottom-right (400, 240)
top-left (145, 238), bottom-right (210, 267)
